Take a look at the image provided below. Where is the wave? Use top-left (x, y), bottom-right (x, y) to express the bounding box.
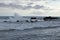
top-left (0, 25), bottom-right (60, 31)
top-left (0, 29), bottom-right (18, 32)
top-left (23, 26), bottom-right (60, 30)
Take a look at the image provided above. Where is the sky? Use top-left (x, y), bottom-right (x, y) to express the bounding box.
top-left (0, 0), bottom-right (60, 16)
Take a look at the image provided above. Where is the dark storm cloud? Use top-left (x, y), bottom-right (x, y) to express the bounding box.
top-left (0, 3), bottom-right (44, 10)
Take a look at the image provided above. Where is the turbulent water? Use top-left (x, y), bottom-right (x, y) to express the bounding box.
top-left (0, 21), bottom-right (60, 30)
top-left (0, 21), bottom-right (60, 40)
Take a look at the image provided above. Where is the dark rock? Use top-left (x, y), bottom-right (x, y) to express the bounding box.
top-left (43, 16), bottom-right (58, 21)
top-left (16, 20), bottom-right (19, 22)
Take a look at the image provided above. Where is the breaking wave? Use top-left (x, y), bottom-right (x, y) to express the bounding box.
top-left (0, 21), bottom-right (60, 31)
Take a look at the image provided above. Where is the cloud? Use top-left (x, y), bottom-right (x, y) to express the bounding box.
top-left (0, 3), bottom-right (23, 9)
top-left (33, 5), bottom-right (44, 9)
top-left (22, 6), bottom-right (32, 10)
top-left (0, 3), bottom-right (8, 7)
top-left (27, 3), bottom-right (34, 5)
top-left (0, 3), bottom-right (45, 10)
top-left (30, 0), bottom-right (42, 1)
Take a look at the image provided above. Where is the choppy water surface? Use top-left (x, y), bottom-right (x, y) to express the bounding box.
top-left (0, 27), bottom-right (60, 40)
top-left (0, 21), bottom-right (60, 40)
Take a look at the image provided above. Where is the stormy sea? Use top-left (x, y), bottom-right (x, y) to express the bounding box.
top-left (0, 21), bottom-right (60, 40)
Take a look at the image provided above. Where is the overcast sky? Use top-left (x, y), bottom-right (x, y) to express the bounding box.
top-left (0, 0), bottom-right (60, 16)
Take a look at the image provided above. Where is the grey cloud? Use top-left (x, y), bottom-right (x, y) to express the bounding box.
top-left (17, 0), bottom-right (41, 1)
top-left (0, 3), bottom-right (45, 10)
top-left (0, 3), bottom-right (8, 7)
top-left (0, 3), bottom-right (32, 10)
top-left (33, 5), bottom-right (44, 9)
top-left (22, 5), bottom-right (44, 10)
top-left (30, 0), bottom-right (41, 1)
top-left (0, 3), bottom-right (23, 9)
top-left (8, 3), bottom-right (23, 9)
top-left (27, 3), bottom-right (34, 5)
top-left (22, 6), bottom-right (32, 10)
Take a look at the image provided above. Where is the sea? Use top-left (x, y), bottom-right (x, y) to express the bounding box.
top-left (0, 21), bottom-right (60, 40)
